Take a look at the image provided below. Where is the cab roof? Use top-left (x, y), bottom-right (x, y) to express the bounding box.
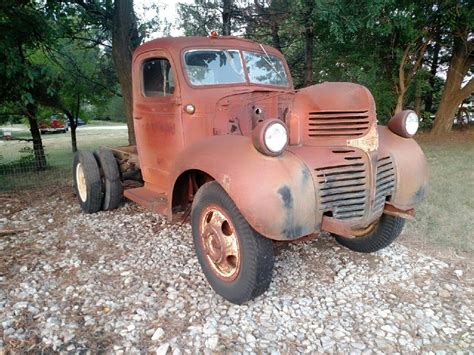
top-left (134, 36), bottom-right (281, 59)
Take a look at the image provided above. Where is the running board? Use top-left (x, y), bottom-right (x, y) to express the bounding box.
top-left (124, 187), bottom-right (169, 215)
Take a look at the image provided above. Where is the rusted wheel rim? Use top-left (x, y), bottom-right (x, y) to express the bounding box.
top-left (76, 163), bottom-right (87, 202)
top-left (199, 205), bottom-right (241, 281)
top-left (352, 220), bottom-right (378, 237)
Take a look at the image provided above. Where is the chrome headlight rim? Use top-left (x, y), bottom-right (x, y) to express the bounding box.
top-left (388, 109), bottom-right (419, 138)
top-left (252, 119), bottom-right (289, 156)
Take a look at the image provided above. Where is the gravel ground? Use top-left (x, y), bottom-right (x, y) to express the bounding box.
top-left (1, 187), bottom-right (473, 353)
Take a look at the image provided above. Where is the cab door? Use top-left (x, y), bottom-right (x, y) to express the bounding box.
top-left (133, 50), bottom-right (183, 192)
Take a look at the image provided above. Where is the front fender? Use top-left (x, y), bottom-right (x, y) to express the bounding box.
top-left (170, 135), bottom-right (317, 240)
top-left (378, 126), bottom-right (428, 209)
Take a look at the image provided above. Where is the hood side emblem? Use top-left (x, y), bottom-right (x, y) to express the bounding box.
top-left (347, 125), bottom-right (378, 152)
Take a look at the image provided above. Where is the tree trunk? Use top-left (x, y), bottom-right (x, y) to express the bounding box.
top-left (26, 104), bottom-right (47, 171)
top-left (394, 42), bottom-right (428, 114)
top-left (394, 46), bottom-right (409, 114)
top-left (302, 0), bottom-right (314, 87)
top-left (65, 111), bottom-right (78, 152)
top-left (424, 38), bottom-right (441, 113)
top-left (414, 95), bottom-right (422, 116)
top-left (432, 36), bottom-right (474, 136)
top-left (394, 88), bottom-right (406, 114)
top-left (271, 22), bottom-right (282, 53)
top-left (112, 0), bottom-right (140, 146)
top-left (303, 26), bottom-right (314, 86)
top-left (222, 0), bottom-right (232, 35)
top-left (71, 124), bottom-right (77, 152)
top-left (431, 94), bottom-right (461, 134)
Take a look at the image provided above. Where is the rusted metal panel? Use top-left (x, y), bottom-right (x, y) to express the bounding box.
top-left (321, 216), bottom-right (354, 238)
top-left (169, 135), bottom-right (317, 241)
top-left (377, 126), bottom-right (428, 209)
top-left (132, 49), bottom-right (184, 192)
top-left (128, 36), bottom-right (427, 241)
top-left (290, 82), bottom-right (376, 147)
top-left (347, 125), bottom-right (379, 152)
top-left (288, 143), bottom-right (399, 231)
top-left (108, 145), bottom-right (141, 179)
top-left (384, 203), bottom-right (415, 220)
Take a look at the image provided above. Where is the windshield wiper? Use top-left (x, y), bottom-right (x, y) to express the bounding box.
top-left (259, 44), bottom-right (285, 82)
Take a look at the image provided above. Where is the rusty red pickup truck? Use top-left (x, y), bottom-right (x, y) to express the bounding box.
top-left (73, 35), bottom-right (427, 304)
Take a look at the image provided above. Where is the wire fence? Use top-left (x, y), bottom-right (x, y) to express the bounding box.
top-left (0, 125), bottom-right (128, 191)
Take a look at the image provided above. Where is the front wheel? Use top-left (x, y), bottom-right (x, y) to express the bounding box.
top-left (334, 214), bottom-right (405, 253)
top-left (191, 182), bottom-right (274, 304)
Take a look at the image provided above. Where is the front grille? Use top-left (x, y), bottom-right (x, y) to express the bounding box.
top-left (307, 110), bottom-right (370, 138)
top-left (372, 156), bottom-right (395, 213)
top-left (315, 151), bottom-right (368, 220)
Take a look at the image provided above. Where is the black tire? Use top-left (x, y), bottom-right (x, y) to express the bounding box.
top-left (72, 150), bottom-right (103, 213)
top-left (97, 148), bottom-right (122, 211)
top-left (334, 214), bottom-right (405, 253)
top-left (191, 181), bottom-right (274, 304)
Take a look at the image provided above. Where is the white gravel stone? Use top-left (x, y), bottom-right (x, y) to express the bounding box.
top-left (152, 328), bottom-right (165, 341)
top-left (205, 334), bottom-right (219, 349)
top-left (156, 343), bottom-right (170, 355)
top-left (0, 192), bottom-right (471, 353)
top-left (352, 342), bottom-right (366, 350)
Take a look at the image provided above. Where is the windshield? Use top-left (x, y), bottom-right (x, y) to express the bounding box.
top-left (184, 50), bottom-right (246, 85)
top-left (243, 51), bottom-right (289, 87)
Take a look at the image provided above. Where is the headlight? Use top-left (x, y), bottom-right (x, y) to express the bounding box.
top-left (405, 112), bottom-right (419, 135)
top-left (252, 119), bottom-right (288, 156)
top-left (388, 110), bottom-right (419, 138)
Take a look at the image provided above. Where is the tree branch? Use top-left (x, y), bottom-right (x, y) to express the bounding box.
top-left (407, 41), bottom-right (428, 81)
top-left (459, 78), bottom-right (474, 101)
top-left (68, 35), bottom-right (112, 49)
top-left (398, 45), bottom-right (410, 91)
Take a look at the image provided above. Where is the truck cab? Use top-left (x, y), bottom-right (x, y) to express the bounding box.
top-left (73, 35), bottom-right (427, 304)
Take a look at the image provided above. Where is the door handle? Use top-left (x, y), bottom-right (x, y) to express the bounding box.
top-left (134, 116), bottom-right (143, 120)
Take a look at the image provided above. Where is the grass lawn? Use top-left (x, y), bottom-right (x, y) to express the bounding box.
top-left (0, 126), bottom-right (128, 190)
top-left (1, 126), bottom-right (472, 256)
top-left (87, 119), bottom-right (127, 126)
top-left (401, 130), bottom-right (474, 256)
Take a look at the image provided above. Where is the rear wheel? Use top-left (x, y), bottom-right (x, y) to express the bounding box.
top-left (96, 148), bottom-right (122, 211)
top-left (191, 182), bottom-right (274, 304)
top-left (334, 214), bottom-right (405, 253)
top-left (73, 151), bottom-right (103, 213)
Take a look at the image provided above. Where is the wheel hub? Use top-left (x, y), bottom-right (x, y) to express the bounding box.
top-left (202, 224), bottom-right (225, 263)
top-left (76, 163), bottom-right (87, 202)
top-left (199, 206), bottom-right (241, 281)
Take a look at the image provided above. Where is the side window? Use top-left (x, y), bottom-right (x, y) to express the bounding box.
top-left (142, 58), bottom-right (175, 97)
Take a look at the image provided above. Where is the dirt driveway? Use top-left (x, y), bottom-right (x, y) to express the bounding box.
top-left (0, 186), bottom-right (472, 353)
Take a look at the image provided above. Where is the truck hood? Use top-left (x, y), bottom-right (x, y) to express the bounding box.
top-left (289, 82), bottom-right (377, 146)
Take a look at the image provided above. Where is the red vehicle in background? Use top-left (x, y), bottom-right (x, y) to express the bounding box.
top-left (39, 115), bottom-right (69, 134)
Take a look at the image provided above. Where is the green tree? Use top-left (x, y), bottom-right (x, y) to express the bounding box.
top-left (177, 0), bottom-right (248, 36)
top-left (62, 0), bottom-right (151, 145)
top-left (432, 0), bottom-right (474, 135)
top-left (0, 0), bottom-right (56, 170)
top-left (37, 39), bottom-right (116, 151)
